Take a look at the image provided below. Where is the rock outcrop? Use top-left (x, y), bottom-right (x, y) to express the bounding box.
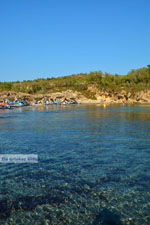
top-left (0, 89), bottom-right (150, 104)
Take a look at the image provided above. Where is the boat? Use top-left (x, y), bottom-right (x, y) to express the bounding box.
top-left (0, 101), bottom-right (11, 109)
top-left (0, 105), bottom-right (11, 109)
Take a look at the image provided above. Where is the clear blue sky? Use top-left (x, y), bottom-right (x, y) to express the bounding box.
top-left (0, 0), bottom-right (150, 81)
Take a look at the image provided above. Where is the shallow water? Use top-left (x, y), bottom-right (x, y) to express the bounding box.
top-left (0, 104), bottom-right (149, 225)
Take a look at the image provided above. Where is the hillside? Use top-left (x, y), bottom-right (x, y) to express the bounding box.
top-left (0, 67), bottom-right (150, 103)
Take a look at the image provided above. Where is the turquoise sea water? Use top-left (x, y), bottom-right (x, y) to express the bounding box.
top-left (0, 104), bottom-right (149, 225)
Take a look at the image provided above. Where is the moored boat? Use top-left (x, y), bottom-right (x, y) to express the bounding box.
top-left (0, 101), bottom-right (11, 109)
top-left (0, 105), bottom-right (11, 109)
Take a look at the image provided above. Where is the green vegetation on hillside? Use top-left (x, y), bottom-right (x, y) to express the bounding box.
top-left (0, 66), bottom-right (150, 99)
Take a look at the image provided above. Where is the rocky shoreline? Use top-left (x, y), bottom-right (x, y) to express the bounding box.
top-left (0, 89), bottom-right (150, 105)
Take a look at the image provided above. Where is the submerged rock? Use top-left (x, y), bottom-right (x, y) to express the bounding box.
top-left (0, 193), bottom-right (69, 220)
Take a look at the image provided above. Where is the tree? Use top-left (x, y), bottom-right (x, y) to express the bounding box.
top-left (147, 65), bottom-right (150, 75)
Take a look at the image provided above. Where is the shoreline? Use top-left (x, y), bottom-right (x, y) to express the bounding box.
top-left (0, 89), bottom-right (150, 106)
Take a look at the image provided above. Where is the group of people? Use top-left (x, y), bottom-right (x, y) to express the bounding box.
top-left (43, 98), bottom-right (78, 105)
top-left (0, 97), bottom-right (79, 108)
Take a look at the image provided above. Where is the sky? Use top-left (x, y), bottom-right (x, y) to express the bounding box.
top-left (0, 0), bottom-right (150, 81)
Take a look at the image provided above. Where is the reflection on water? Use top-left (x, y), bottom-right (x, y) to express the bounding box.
top-left (0, 104), bottom-right (150, 224)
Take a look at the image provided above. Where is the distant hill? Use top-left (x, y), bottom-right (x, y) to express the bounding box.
top-left (0, 67), bottom-right (150, 103)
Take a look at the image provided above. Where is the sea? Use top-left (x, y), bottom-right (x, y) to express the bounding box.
top-left (0, 104), bottom-right (149, 225)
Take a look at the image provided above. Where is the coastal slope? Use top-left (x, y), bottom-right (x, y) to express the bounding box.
top-left (0, 66), bottom-right (150, 103)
